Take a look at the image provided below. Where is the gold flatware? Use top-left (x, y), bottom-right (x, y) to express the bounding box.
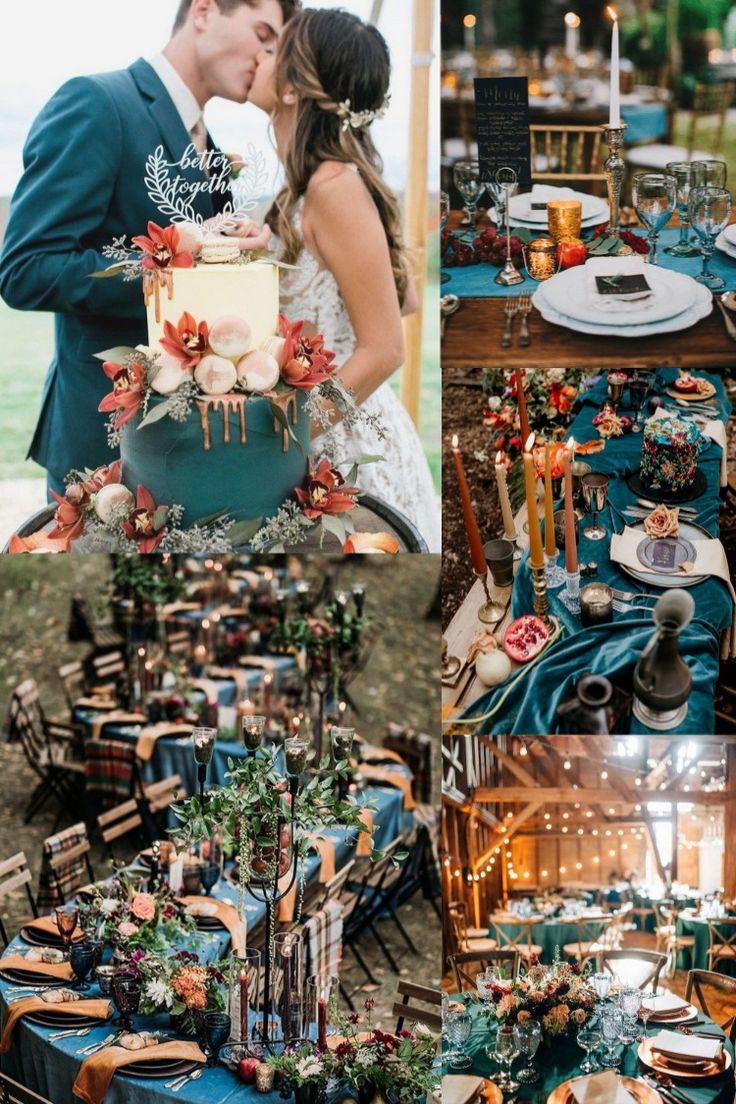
top-left (518, 294), bottom-right (533, 347)
top-left (501, 297), bottom-right (519, 348)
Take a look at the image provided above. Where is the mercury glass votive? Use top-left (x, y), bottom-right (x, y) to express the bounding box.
top-left (242, 714), bottom-right (266, 751)
top-left (255, 1064), bottom-right (275, 1093)
top-left (580, 583), bottom-right (614, 627)
top-left (330, 725), bottom-right (356, 762)
top-left (96, 965), bottom-right (116, 996)
top-left (547, 199), bottom-right (583, 241)
top-left (523, 236), bottom-right (559, 280)
top-left (284, 737), bottom-right (310, 777)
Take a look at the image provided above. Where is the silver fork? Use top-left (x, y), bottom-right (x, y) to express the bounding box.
top-left (49, 1027), bottom-right (92, 1041)
top-left (501, 297), bottom-right (519, 348)
top-left (77, 1032), bottom-right (117, 1056)
top-left (612, 587), bottom-right (660, 602)
top-left (169, 1068), bottom-right (204, 1092)
top-left (518, 294), bottom-right (533, 347)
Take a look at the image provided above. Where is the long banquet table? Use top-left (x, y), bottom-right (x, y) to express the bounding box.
top-left (487, 914), bottom-right (608, 964)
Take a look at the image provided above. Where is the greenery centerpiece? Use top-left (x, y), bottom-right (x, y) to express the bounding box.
top-left (87, 872), bottom-right (195, 958)
top-left (134, 949), bottom-right (227, 1036)
top-left (267, 1041), bottom-right (329, 1104)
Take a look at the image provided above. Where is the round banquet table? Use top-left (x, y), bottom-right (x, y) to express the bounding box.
top-left (677, 913), bottom-right (736, 975)
top-left (488, 915), bottom-right (608, 964)
top-left (442, 996), bottom-right (736, 1104)
top-left (0, 783), bottom-right (412, 1104)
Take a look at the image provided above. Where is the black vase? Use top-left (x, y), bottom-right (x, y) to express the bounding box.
top-left (294, 1083), bottom-right (321, 1104)
top-left (357, 1085), bottom-right (379, 1104)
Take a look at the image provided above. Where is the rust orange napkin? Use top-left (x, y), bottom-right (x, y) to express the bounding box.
top-left (360, 765), bottom-right (417, 811)
top-left (277, 836), bottom-right (337, 921)
top-left (0, 997), bottom-right (111, 1053)
top-left (178, 896), bottom-right (246, 954)
top-left (205, 665), bottom-right (250, 696)
top-left (90, 711), bottom-right (145, 741)
top-left (190, 678), bottom-right (221, 705)
top-left (73, 1040), bottom-right (206, 1104)
top-left (136, 722), bottom-right (194, 762)
top-left (356, 809), bottom-right (375, 856)
top-left (0, 954), bottom-right (74, 981)
top-left (22, 916), bottom-right (84, 943)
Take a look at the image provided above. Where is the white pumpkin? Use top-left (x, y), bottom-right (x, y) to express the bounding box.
top-left (475, 648), bottom-right (512, 688)
top-left (94, 484), bottom-right (135, 524)
top-left (195, 354), bottom-right (238, 395)
top-left (236, 350), bottom-right (280, 393)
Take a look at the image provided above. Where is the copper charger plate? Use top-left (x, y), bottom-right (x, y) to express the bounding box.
top-left (641, 1003), bottom-right (699, 1026)
top-left (548, 1074), bottom-right (663, 1104)
top-left (638, 1037), bottom-right (732, 1079)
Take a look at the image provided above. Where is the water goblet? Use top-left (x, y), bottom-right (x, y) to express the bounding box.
top-left (202, 1010), bottom-right (232, 1067)
top-left (111, 972), bottom-right (142, 1034)
top-left (96, 965), bottom-right (116, 997)
top-left (599, 1007), bottom-right (624, 1068)
top-left (493, 1027), bottom-right (519, 1092)
top-left (83, 937), bottom-right (104, 971)
top-left (445, 1006), bottom-right (473, 1069)
top-left (639, 987), bottom-right (654, 1038)
top-left (665, 162), bottom-right (700, 256)
top-left (513, 1019), bottom-right (541, 1083)
top-left (200, 861), bottom-right (220, 897)
top-left (577, 1020), bottom-right (602, 1074)
top-left (689, 186), bottom-right (732, 289)
top-left (628, 373), bottom-right (651, 432)
top-left (54, 905), bottom-right (79, 960)
top-left (691, 159), bottom-right (728, 189)
top-left (441, 190), bottom-right (451, 283)
top-left (619, 986), bottom-right (642, 1043)
top-left (632, 172), bottom-right (677, 266)
top-left (581, 473), bottom-right (609, 541)
top-left (453, 161), bottom-right (485, 228)
top-left (69, 943), bottom-right (96, 992)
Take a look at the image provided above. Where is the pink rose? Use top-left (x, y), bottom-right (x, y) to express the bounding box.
top-left (130, 893), bottom-right (157, 922)
top-left (118, 921), bottom-right (139, 938)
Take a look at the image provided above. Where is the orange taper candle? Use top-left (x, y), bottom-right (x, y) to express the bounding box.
top-left (563, 445), bottom-right (578, 574)
top-left (523, 434), bottom-right (545, 569)
top-left (544, 444), bottom-right (557, 558)
top-left (451, 435), bottom-right (486, 575)
top-left (515, 365), bottom-right (531, 448)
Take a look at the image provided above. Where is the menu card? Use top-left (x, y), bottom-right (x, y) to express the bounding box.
top-left (474, 77), bottom-right (532, 187)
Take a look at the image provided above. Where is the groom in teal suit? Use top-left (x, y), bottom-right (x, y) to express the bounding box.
top-left (0, 0), bottom-right (296, 498)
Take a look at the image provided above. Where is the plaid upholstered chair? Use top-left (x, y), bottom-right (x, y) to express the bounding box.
top-left (37, 823), bottom-right (95, 911)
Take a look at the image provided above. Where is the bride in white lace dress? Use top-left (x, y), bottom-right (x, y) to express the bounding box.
top-left (247, 7), bottom-right (441, 551)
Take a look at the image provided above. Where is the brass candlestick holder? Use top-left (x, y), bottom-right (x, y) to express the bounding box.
top-left (600, 123), bottom-right (629, 243)
top-left (530, 562), bottom-right (550, 624)
top-left (441, 637), bottom-right (462, 680)
top-left (494, 167), bottom-right (524, 287)
top-left (474, 570), bottom-right (507, 625)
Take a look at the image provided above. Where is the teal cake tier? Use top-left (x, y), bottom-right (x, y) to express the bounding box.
top-left (120, 391), bottom-right (309, 526)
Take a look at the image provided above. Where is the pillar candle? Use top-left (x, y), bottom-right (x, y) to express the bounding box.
top-left (564, 12), bottom-right (580, 60)
top-left (607, 6), bottom-right (620, 126)
top-left (522, 435), bottom-right (545, 569)
top-left (239, 969), bottom-right (249, 1040)
top-left (514, 365), bottom-right (531, 448)
top-left (563, 449), bottom-right (579, 574)
top-left (544, 444), bottom-right (557, 558)
top-left (263, 672), bottom-right (273, 721)
top-left (451, 436), bottom-right (487, 576)
top-left (494, 453), bottom-right (517, 540)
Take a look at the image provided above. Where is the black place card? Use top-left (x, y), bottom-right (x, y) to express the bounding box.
top-left (530, 202), bottom-right (549, 210)
top-left (474, 77), bottom-right (532, 187)
top-left (595, 273), bottom-right (652, 297)
top-left (650, 541), bottom-right (677, 569)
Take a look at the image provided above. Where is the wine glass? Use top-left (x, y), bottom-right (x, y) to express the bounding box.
top-left (111, 973), bottom-right (142, 1033)
top-left (619, 986), bottom-right (642, 1043)
top-left (202, 1010), bottom-right (232, 1067)
top-left (69, 943), bottom-right (96, 992)
top-left (599, 1006), bottom-right (624, 1068)
top-left (591, 971), bottom-right (612, 1008)
top-left (453, 161), bottom-right (485, 228)
top-left (628, 373), bottom-right (651, 433)
top-left (445, 1006), bottom-right (473, 1069)
top-left (577, 1019), bottom-right (602, 1074)
top-left (639, 987), bottom-right (654, 1038)
top-left (691, 159), bottom-right (728, 189)
top-left (441, 191), bottom-right (451, 284)
top-left (493, 1027), bottom-right (519, 1091)
top-left (689, 186), bottom-right (732, 289)
top-left (581, 473), bottom-right (609, 541)
top-left (632, 172), bottom-right (677, 266)
top-left (664, 162), bottom-right (700, 256)
top-left (200, 861), bottom-right (220, 896)
top-left (607, 372), bottom-right (627, 410)
top-left (513, 1019), bottom-right (541, 1083)
top-left (54, 905), bottom-right (78, 960)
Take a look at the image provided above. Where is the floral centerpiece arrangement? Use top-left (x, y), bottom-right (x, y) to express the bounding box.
top-left (483, 366), bottom-right (584, 462)
top-left (482, 956), bottom-right (597, 1040)
top-left (87, 872), bottom-right (195, 957)
top-left (532, 894), bottom-right (565, 919)
top-left (267, 1041), bottom-right (329, 1104)
top-left (134, 949), bottom-right (227, 1036)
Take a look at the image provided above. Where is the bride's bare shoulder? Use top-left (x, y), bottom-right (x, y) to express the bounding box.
top-left (306, 160), bottom-right (369, 204)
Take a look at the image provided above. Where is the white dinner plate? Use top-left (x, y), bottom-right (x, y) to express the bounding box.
top-left (508, 191), bottom-right (609, 224)
top-left (490, 208), bottom-right (610, 231)
top-left (715, 230), bottom-right (736, 260)
top-left (722, 224), bottom-right (736, 247)
top-left (540, 264), bottom-right (699, 326)
top-left (532, 281), bottom-right (712, 337)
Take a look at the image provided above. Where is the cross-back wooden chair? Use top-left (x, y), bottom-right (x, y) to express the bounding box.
top-left (0, 1073), bottom-right (53, 1104)
top-left (448, 948), bottom-right (520, 993)
top-left (490, 916), bottom-right (542, 964)
top-left (38, 823), bottom-right (95, 910)
top-left (685, 969), bottom-right (736, 1044)
top-left (0, 853), bottom-right (38, 947)
top-left (449, 901), bottom-right (497, 955)
top-left (393, 980), bottom-right (442, 1033)
top-left (530, 124), bottom-right (606, 184)
top-left (598, 948), bottom-right (667, 992)
top-left (562, 916), bottom-right (614, 965)
top-left (706, 918), bottom-right (736, 972)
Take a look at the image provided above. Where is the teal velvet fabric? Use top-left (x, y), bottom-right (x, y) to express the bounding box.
top-left (121, 391), bottom-right (310, 526)
top-left (462, 369), bottom-right (732, 735)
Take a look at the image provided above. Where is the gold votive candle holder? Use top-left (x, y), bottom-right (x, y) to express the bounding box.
top-left (255, 1063), bottom-right (275, 1093)
top-left (523, 236), bottom-right (559, 281)
top-left (547, 199), bottom-right (583, 242)
top-left (580, 583), bottom-right (614, 627)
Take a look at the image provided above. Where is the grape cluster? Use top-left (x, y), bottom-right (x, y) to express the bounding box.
top-left (442, 226), bottom-right (524, 268)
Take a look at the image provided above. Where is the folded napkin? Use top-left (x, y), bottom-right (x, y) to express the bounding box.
top-left (73, 1040), bottom-right (206, 1104)
top-left (190, 678), bottom-right (221, 705)
top-left (610, 526), bottom-right (736, 658)
top-left (650, 405), bottom-right (726, 487)
top-left (0, 996), bottom-right (111, 1053)
top-left (0, 954), bottom-right (74, 981)
top-left (278, 835), bottom-right (337, 922)
top-left (441, 1076), bottom-right (485, 1104)
top-left (724, 224), bottom-right (736, 247)
top-left (651, 1029), bottom-right (723, 1062)
top-left (205, 665), bottom-right (250, 696)
top-left (160, 602), bottom-right (201, 616)
top-left (90, 711), bottom-right (145, 741)
top-left (584, 256), bottom-right (655, 312)
top-left (22, 916), bottom-right (84, 943)
top-left (529, 184), bottom-right (578, 205)
top-left (570, 1071), bottom-right (638, 1104)
top-left (356, 808), bottom-right (374, 857)
top-left (360, 764), bottom-right (417, 811)
top-left (136, 722), bottom-right (194, 762)
top-left (643, 993), bottom-right (689, 1017)
top-left (239, 656), bottom-right (279, 671)
top-left (178, 895), bottom-right (246, 954)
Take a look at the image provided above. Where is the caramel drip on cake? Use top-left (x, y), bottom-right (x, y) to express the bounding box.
top-left (196, 395), bottom-right (249, 451)
top-left (272, 392), bottom-right (299, 453)
top-left (142, 270), bottom-right (174, 324)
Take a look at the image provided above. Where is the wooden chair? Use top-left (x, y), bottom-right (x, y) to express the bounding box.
top-left (57, 661), bottom-right (86, 712)
top-left (490, 916), bottom-right (542, 964)
top-left (97, 797), bottom-right (146, 859)
top-left (145, 774), bottom-right (184, 817)
top-left (685, 969), bottom-right (736, 1044)
top-left (68, 595), bottom-right (124, 650)
top-left (0, 1073), bottom-right (54, 1104)
top-left (90, 650), bottom-right (127, 688)
top-left (393, 980), bottom-right (442, 1033)
top-left (562, 916), bottom-right (614, 965)
top-left (449, 901), bottom-right (497, 954)
top-left (0, 852), bottom-right (38, 947)
top-left (706, 918), bottom-right (736, 972)
top-left (38, 823), bottom-right (95, 910)
top-left (530, 124), bottom-right (605, 184)
top-left (300, 859), bottom-right (355, 917)
top-left (598, 949), bottom-right (667, 992)
top-left (165, 628), bottom-right (193, 658)
top-left (627, 81), bottom-right (735, 169)
top-left (448, 948), bottom-right (520, 993)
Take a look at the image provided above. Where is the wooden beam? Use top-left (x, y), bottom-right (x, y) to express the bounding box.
top-left (480, 736), bottom-right (538, 786)
top-left (477, 802), bottom-right (544, 868)
top-left (474, 786), bottom-right (725, 806)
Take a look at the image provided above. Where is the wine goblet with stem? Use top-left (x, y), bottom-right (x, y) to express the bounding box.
top-left (453, 161), bottom-right (485, 231)
top-left (486, 177), bottom-right (519, 231)
top-left (639, 987), bottom-right (654, 1038)
top-left (441, 190), bottom-right (451, 283)
top-left (591, 972), bottom-right (611, 1006)
top-left (445, 1006), bottom-right (473, 1069)
top-left (111, 973), bottom-right (142, 1034)
top-left (665, 162), bottom-right (700, 256)
top-left (599, 1006), bottom-right (624, 1068)
top-left (619, 986), bottom-right (643, 1043)
top-left (54, 905), bottom-right (78, 961)
top-left (577, 1020), bottom-right (602, 1074)
top-left (581, 473), bottom-right (609, 541)
top-left (513, 1019), bottom-right (541, 1083)
top-left (493, 1027), bottom-right (519, 1092)
top-left (202, 1010), bottom-right (232, 1067)
top-left (69, 943), bottom-right (96, 993)
top-left (632, 172), bottom-right (677, 266)
top-left (629, 373), bottom-right (651, 433)
top-left (689, 186), bottom-right (732, 289)
top-left (200, 861), bottom-right (220, 897)
top-left (691, 159), bottom-right (728, 189)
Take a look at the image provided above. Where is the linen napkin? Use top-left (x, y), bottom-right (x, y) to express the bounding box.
top-left (642, 992), bottom-right (689, 1019)
top-left (160, 602), bottom-right (201, 616)
top-left (0, 996), bottom-right (111, 1053)
top-left (21, 915), bottom-right (84, 943)
top-left (570, 1071), bottom-right (638, 1104)
top-left (584, 256), bottom-right (655, 312)
top-left (73, 1040), bottom-right (206, 1104)
top-left (355, 808), bottom-right (374, 857)
top-left (610, 526), bottom-right (736, 658)
top-left (441, 1076), bottom-right (485, 1104)
top-left (0, 954), bottom-right (74, 981)
top-left (359, 764), bottom-right (417, 811)
top-left (190, 678), bottom-right (221, 705)
top-left (205, 665), bottom-right (250, 696)
top-left (651, 1029), bottom-right (723, 1062)
top-left (90, 711), bottom-right (145, 741)
top-left (178, 895), bottom-right (246, 953)
top-left (650, 405), bottom-right (726, 487)
top-left (136, 722), bottom-right (194, 762)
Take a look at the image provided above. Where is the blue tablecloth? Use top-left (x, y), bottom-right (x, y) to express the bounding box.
top-left (462, 368), bottom-right (732, 735)
top-left (622, 102), bottom-right (669, 145)
top-left (442, 225), bottom-right (736, 298)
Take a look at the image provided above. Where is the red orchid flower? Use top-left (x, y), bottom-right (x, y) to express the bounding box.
top-left (279, 314), bottom-right (336, 390)
top-left (131, 222), bottom-right (195, 271)
top-left (295, 457), bottom-right (359, 520)
top-left (121, 485), bottom-right (168, 553)
top-left (98, 359), bottom-right (147, 428)
top-left (47, 461), bottom-right (123, 550)
top-left (160, 312), bottom-right (209, 367)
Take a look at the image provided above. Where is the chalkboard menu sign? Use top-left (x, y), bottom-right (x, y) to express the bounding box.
top-left (474, 76), bottom-right (532, 187)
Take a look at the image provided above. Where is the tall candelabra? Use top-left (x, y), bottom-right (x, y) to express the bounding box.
top-left (600, 123), bottom-right (629, 243)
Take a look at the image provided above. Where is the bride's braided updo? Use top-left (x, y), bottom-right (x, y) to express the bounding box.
top-left (267, 8), bottom-right (409, 305)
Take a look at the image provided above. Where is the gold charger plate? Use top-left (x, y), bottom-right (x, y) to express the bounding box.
top-left (666, 382), bottom-right (716, 402)
top-left (638, 1037), bottom-right (732, 1080)
top-left (547, 1074), bottom-right (662, 1104)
